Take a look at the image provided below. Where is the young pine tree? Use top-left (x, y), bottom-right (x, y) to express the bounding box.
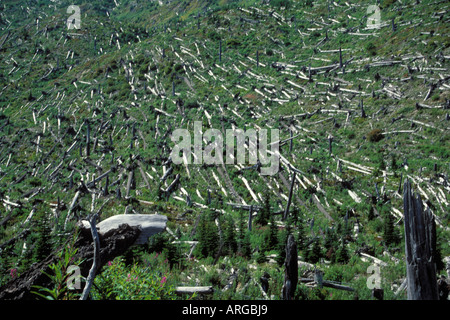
top-left (296, 218), bottom-right (307, 256)
top-left (195, 212), bottom-right (220, 258)
top-left (239, 231), bottom-right (252, 259)
top-left (323, 227), bottom-right (338, 262)
top-left (383, 211), bottom-right (400, 248)
top-left (290, 206), bottom-right (300, 227)
top-left (264, 213), bottom-right (278, 252)
top-left (335, 239), bottom-right (350, 264)
top-left (236, 208), bottom-right (253, 258)
top-left (256, 189), bottom-right (271, 226)
top-left (223, 214), bottom-right (238, 255)
top-left (305, 237), bottom-right (322, 264)
top-left (163, 240), bottom-right (182, 270)
top-left (33, 210), bottom-right (53, 263)
top-left (275, 229), bottom-right (290, 266)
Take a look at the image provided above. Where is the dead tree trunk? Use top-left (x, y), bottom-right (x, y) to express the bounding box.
top-left (360, 99), bottom-right (366, 118)
top-left (79, 213), bottom-right (100, 300)
top-left (125, 168), bottom-right (134, 198)
top-left (283, 172), bottom-right (296, 220)
top-left (0, 214), bottom-right (167, 300)
top-left (282, 234), bottom-right (298, 300)
top-left (403, 179), bottom-right (439, 300)
top-left (0, 224), bottom-right (140, 300)
top-left (85, 119), bottom-right (90, 157)
top-left (289, 129), bottom-right (293, 153)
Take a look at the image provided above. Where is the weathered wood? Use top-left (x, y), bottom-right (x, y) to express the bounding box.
top-left (311, 194), bottom-right (334, 221)
top-left (82, 213), bottom-right (168, 245)
top-left (175, 286), bottom-right (213, 295)
top-left (282, 234), bottom-right (298, 300)
top-left (160, 167), bottom-right (173, 182)
top-left (222, 269), bottom-right (238, 292)
top-left (416, 102), bottom-right (443, 110)
top-left (403, 179), bottom-right (439, 300)
top-left (359, 252), bottom-right (388, 267)
top-left (283, 172), bottom-right (296, 220)
top-left (85, 119), bottom-right (90, 157)
top-left (226, 202), bottom-right (262, 211)
top-left (314, 269), bottom-right (323, 288)
top-left (395, 278), bottom-right (408, 296)
top-left (0, 223), bottom-right (142, 300)
top-left (64, 189), bottom-right (81, 228)
top-left (360, 98), bottom-right (366, 118)
top-left (80, 213), bottom-right (100, 300)
top-left (0, 229), bottom-right (30, 251)
top-left (299, 278), bottom-right (355, 291)
top-left (125, 169), bottom-right (134, 198)
top-left (251, 276), bottom-right (269, 300)
top-left (103, 175), bottom-right (109, 196)
top-left (86, 169), bottom-right (112, 188)
top-left (165, 173), bottom-right (180, 195)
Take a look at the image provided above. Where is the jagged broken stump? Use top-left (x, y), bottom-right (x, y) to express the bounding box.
top-left (403, 180), bottom-right (439, 300)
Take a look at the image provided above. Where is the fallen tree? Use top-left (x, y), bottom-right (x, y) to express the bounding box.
top-left (0, 214), bottom-right (167, 300)
top-left (299, 278), bottom-right (355, 292)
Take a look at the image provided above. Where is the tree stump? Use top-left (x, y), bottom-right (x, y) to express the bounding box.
top-left (403, 179), bottom-right (439, 300)
top-left (372, 288), bottom-right (384, 300)
top-left (282, 234), bottom-right (298, 300)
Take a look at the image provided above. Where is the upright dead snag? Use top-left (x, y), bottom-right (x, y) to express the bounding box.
top-left (403, 179), bottom-right (439, 300)
top-left (79, 213), bottom-right (100, 300)
top-left (282, 234), bottom-right (298, 300)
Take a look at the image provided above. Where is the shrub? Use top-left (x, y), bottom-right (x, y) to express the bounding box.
top-left (366, 42), bottom-right (377, 56)
top-left (226, 39), bottom-right (241, 48)
top-left (173, 63), bottom-right (183, 73)
top-left (304, 237), bottom-right (323, 264)
top-left (194, 212), bottom-right (220, 258)
top-left (31, 242), bottom-right (81, 300)
top-left (271, 0), bottom-right (291, 9)
top-left (185, 100), bottom-right (199, 109)
top-left (383, 211), bottom-right (401, 248)
top-left (92, 256), bottom-right (176, 300)
top-left (256, 190), bottom-right (270, 226)
top-left (367, 128), bottom-right (384, 142)
top-left (223, 215), bottom-right (238, 255)
top-left (335, 241), bottom-right (350, 264)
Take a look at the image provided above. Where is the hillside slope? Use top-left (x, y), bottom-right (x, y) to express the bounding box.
top-left (0, 0), bottom-right (449, 300)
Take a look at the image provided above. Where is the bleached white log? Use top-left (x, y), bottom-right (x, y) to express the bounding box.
top-left (82, 214), bottom-right (167, 245)
top-left (360, 252), bottom-right (388, 267)
top-left (348, 190), bottom-right (362, 203)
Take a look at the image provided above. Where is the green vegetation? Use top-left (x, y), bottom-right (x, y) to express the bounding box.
top-left (0, 0), bottom-right (448, 301)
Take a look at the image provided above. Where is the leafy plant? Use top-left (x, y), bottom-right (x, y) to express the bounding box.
top-left (92, 255), bottom-right (176, 300)
top-left (32, 242), bottom-right (82, 300)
